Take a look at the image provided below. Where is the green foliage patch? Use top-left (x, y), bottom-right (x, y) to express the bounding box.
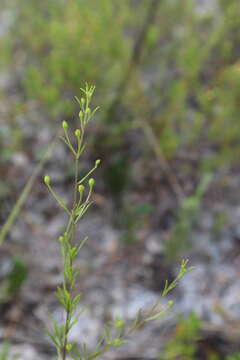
top-left (43, 85), bottom-right (193, 359)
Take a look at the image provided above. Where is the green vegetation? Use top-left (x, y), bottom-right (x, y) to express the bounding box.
top-left (2, 0), bottom-right (240, 225)
top-left (160, 312), bottom-right (201, 360)
top-left (227, 354), bottom-right (240, 360)
top-left (1, 0), bottom-right (240, 357)
top-left (2, 0), bottom-right (133, 118)
top-left (0, 343), bottom-right (19, 360)
top-left (0, 257), bottom-right (27, 303)
top-left (165, 174), bottom-right (212, 261)
top-left (44, 85), bottom-right (192, 359)
top-left (161, 313), bottom-right (240, 360)
top-left (0, 343), bottom-right (10, 360)
top-left (0, 85), bottom-right (193, 358)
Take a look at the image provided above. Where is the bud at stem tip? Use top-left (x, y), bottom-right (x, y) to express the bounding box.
top-left (44, 175), bottom-right (51, 185)
top-left (75, 129), bottom-right (81, 137)
top-left (78, 184), bottom-right (85, 193)
top-left (88, 178), bottom-right (95, 187)
top-left (62, 120), bottom-right (69, 131)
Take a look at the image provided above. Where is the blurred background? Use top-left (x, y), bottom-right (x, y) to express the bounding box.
top-left (1, 0), bottom-right (240, 358)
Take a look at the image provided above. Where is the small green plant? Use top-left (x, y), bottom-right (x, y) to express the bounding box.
top-left (3, 0), bottom-right (240, 199)
top-left (0, 257), bottom-right (27, 303)
top-left (227, 354), bottom-right (240, 360)
top-left (120, 203), bottom-right (154, 245)
top-left (0, 343), bottom-right (19, 360)
top-left (160, 312), bottom-right (201, 360)
top-left (2, 0), bottom-right (132, 118)
top-left (165, 174), bottom-right (212, 261)
top-left (0, 343), bottom-right (10, 360)
top-left (44, 84), bottom-right (193, 360)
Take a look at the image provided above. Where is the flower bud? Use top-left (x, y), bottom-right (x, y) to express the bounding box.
top-left (114, 319), bottom-right (125, 329)
top-left (44, 175), bottom-right (51, 185)
top-left (86, 107), bottom-right (90, 114)
top-left (95, 159), bottom-right (101, 166)
top-left (79, 110), bottom-right (83, 119)
top-left (78, 184), bottom-right (85, 193)
top-left (88, 178), bottom-right (95, 187)
top-left (62, 120), bottom-right (69, 131)
top-left (58, 236), bottom-right (64, 242)
top-left (112, 339), bottom-right (122, 347)
top-left (80, 97), bottom-right (85, 106)
top-left (168, 300), bottom-right (174, 307)
top-left (66, 344), bottom-right (72, 352)
top-left (75, 129), bottom-right (81, 138)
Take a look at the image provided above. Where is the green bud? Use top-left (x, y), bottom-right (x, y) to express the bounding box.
top-left (62, 120), bottom-right (69, 131)
top-left (86, 107), bottom-right (90, 114)
top-left (112, 339), bottom-right (122, 347)
top-left (79, 110), bottom-right (83, 119)
top-left (168, 300), bottom-right (174, 307)
top-left (80, 97), bottom-right (85, 106)
top-left (114, 319), bottom-right (125, 329)
top-left (66, 344), bottom-right (72, 352)
top-left (78, 184), bottom-right (85, 193)
top-left (88, 178), bottom-right (95, 187)
top-left (95, 159), bottom-right (101, 166)
top-left (75, 129), bottom-right (81, 137)
top-left (58, 236), bottom-right (64, 242)
top-left (44, 175), bottom-right (51, 185)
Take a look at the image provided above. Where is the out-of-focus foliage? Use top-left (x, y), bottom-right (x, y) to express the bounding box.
top-left (160, 312), bottom-right (240, 360)
top-left (127, 0), bottom-right (240, 170)
top-left (227, 354), bottom-right (240, 360)
top-left (0, 257), bottom-right (27, 303)
top-left (120, 203), bottom-right (154, 244)
top-left (165, 174), bottom-right (212, 261)
top-left (0, 343), bottom-right (11, 360)
top-left (2, 0), bottom-right (135, 118)
top-left (160, 312), bottom-right (201, 360)
top-left (1, 1), bottom-right (240, 358)
top-left (2, 0), bottom-right (240, 168)
top-left (1, 0), bottom-right (240, 257)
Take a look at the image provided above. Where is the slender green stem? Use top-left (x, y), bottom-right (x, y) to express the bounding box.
top-left (61, 154), bottom-right (79, 360)
top-left (74, 157), bottom-right (79, 207)
top-left (61, 306), bottom-right (71, 360)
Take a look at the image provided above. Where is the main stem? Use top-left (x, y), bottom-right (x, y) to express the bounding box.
top-left (60, 156), bottom-right (79, 360)
top-left (61, 309), bottom-right (71, 360)
top-left (74, 157), bottom-right (79, 206)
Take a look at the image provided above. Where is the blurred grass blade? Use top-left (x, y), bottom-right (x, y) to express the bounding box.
top-left (0, 135), bottom-right (58, 246)
top-left (0, 342), bottom-right (10, 360)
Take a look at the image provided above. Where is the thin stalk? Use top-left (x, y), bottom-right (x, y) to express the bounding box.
top-left (61, 307), bottom-right (71, 360)
top-left (61, 156), bottom-right (79, 360)
top-left (74, 157), bottom-right (79, 206)
top-left (0, 134), bottom-right (58, 245)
